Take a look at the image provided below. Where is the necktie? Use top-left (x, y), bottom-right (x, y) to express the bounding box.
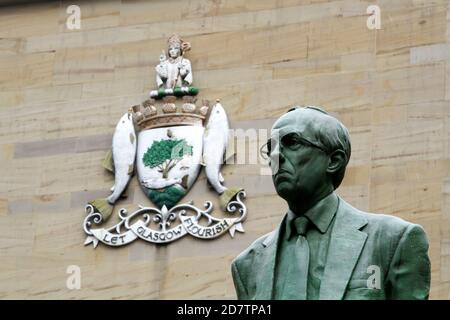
top-left (286, 216), bottom-right (310, 299)
top-left (294, 216), bottom-right (309, 236)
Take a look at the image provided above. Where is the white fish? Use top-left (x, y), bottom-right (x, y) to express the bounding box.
top-left (202, 102), bottom-right (229, 194)
top-left (141, 177), bottom-right (181, 189)
top-left (108, 111), bottom-right (137, 204)
top-left (89, 111), bottom-right (136, 220)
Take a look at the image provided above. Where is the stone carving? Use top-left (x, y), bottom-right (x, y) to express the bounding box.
top-left (155, 34), bottom-right (193, 89)
top-left (84, 35), bottom-right (246, 248)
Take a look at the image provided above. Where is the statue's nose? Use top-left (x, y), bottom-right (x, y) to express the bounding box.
top-left (270, 144), bottom-right (285, 173)
top-left (271, 140), bottom-right (284, 160)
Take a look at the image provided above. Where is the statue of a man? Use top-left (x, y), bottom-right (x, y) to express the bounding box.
top-left (155, 34), bottom-right (193, 89)
top-left (231, 106), bottom-right (430, 300)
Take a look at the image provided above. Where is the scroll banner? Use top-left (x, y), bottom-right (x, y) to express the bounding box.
top-left (84, 215), bottom-right (243, 247)
top-left (89, 229), bottom-right (137, 247)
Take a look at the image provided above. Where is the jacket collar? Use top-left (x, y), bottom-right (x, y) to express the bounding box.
top-left (286, 192), bottom-right (339, 239)
top-left (319, 198), bottom-right (368, 299)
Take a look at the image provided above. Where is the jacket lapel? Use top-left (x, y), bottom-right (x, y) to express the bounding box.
top-left (253, 216), bottom-right (286, 300)
top-left (319, 198), bottom-right (368, 300)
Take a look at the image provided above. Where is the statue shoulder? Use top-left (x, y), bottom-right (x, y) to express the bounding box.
top-left (232, 231), bottom-right (274, 267)
top-left (361, 210), bottom-right (412, 231)
top-left (338, 197), bottom-right (424, 242)
top-left (344, 202), bottom-right (420, 240)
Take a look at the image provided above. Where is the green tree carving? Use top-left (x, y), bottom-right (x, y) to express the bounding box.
top-left (143, 139), bottom-right (193, 178)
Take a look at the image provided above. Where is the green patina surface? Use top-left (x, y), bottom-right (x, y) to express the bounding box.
top-left (231, 107), bottom-right (431, 300)
top-left (155, 86), bottom-right (199, 99)
top-left (147, 186), bottom-right (186, 209)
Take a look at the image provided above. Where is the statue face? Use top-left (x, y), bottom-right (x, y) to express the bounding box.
top-left (168, 45), bottom-right (181, 58)
top-left (268, 112), bottom-right (331, 204)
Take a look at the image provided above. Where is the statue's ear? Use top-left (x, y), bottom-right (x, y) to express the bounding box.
top-left (326, 149), bottom-right (346, 174)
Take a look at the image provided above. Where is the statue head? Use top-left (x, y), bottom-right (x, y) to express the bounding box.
top-left (264, 106), bottom-right (351, 211)
top-left (167, 34), bottom-right (191, 59)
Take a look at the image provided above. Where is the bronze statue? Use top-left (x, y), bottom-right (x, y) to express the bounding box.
top-left (231, 106), bottom-right (430, 300)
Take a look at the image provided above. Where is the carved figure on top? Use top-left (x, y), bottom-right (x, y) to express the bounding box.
top-left (156, 34), bottom-right (193, 89)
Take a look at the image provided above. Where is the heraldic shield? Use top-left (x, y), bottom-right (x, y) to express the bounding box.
top-left (136, 117), bottom-right (204, 209)
top-left (83, 35), bottom-right (248, 248)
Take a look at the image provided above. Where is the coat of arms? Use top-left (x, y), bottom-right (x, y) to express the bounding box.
top-left (83, 35), bottom-right (247, 248)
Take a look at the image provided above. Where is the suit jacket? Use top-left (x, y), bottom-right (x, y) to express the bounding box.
top-left (231, 197), bottom-right (431, 300)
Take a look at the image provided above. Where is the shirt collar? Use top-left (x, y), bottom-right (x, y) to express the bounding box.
top-left (286, 192), bottom-right (339, 239)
